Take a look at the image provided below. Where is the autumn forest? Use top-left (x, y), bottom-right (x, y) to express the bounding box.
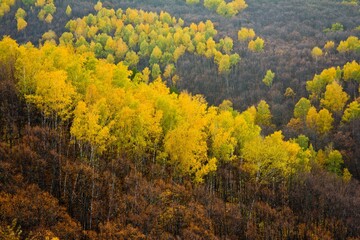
top-left (0, 0), bottom-right (360, 239)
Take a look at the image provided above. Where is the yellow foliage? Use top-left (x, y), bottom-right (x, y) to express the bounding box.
top-left (324, 41), bottom-right (335, 51)
top-left (343, 61), bottom-right (360, 82)
top-left (238, 27), bottom-right (255, 42)
top-left (320, 81), bottom-right (349, 112)
top-left (45, 13), bottom-right (53, 23)
top-left (242, 131), bottom-right (307, 182)
top-left (26, 70), bottom-right (76, 120)
top-left (17, 18), bottom-right (27, 32)
top-left (311, 46), bottom-right (323, 59)
top-left (306, 107), bottom-right (333, 134)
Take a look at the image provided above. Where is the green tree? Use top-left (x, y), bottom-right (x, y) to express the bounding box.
top-left (306, 67), bottom-right (338, 100)
top-left (15, 8), bottom-right (26, 19)
top-left (294, 98), bottom-right (311, 120)
top-left (325, 150), bottom-right (343, 175)
top-left (342, 100), bottom-right (360, 123)
top-left (262, 69), bottom-right (275, 87)
top-left (22, 0), bottom-right (36, 6)
top-left (284, 87), bottom-right (295, 99)
top-left (255, 100), bottom-right (272, 127)
top-left (149, 46), bottom-right (162, 65)
top-left (151, 63), bottom-right (161, 79)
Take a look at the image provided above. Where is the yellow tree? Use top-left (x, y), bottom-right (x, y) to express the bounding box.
top-left (230, 0), bottom-right (248, 12)
top-left (66, 5), bottom-right (72, 17)
top-left (311, 46), bottom-right (323, 60)
top-left (305, 106), bottom-right (318, 131)
top-left (320, 81), bottom-right (349, 113)
top-left (17, 18), bottom-right (27, 31)
top-left (242, 131), bottom-right (308, 182)
top-left (248, 37), bottom-right (264, 52)
top-left (343, 61), bottom-right (360, 83)
top-left (342, 100), bottom-right (360, 123)
top-left (293, 97), bottom-right (311, 121)
top-left (207, 107), bottom-right (237, 163)
top-left (45, 13), bottom-right (53, 23)
top-left (25, 70), bottom-right (76, 122)
top-left (306, 107), bottom-right (333, 134)
top-left (238, 27), bottom-right (255, 42)
top-left (324, 41), bottom-right (335, 52)
top-left (94, 1), bottom-right (103, 12)
top-left (262, 69), bottom-right (275, 87)
top-left (233, 107), bottom-right (261, 152)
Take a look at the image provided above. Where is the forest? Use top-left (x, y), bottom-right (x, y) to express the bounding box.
top-left (0, 0), bottom-right (360, 239)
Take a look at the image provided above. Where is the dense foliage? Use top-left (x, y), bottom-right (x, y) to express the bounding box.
top-left (1, 0), bottom-right (360, 239)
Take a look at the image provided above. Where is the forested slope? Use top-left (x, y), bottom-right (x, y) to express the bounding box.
top-left (0, 0), bottom-right (360, 239)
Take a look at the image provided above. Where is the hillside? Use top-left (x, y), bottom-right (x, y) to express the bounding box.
top-left (0, 0), bottom-right (360, 239)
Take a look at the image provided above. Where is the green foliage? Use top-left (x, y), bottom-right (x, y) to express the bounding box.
top-left (325, 150), bottom-right (343, 176)
top-left (0, 0), bottom-right (359, 238)
top-left (0, 36), bottom-right (316, 183)
top-left (323, 23), bottom-right (344, 33)
top-left (294, 97), bottom-right (311, 120)
top-left (284, 87), bottom-right (295, 98)
top-left (262, 69), bottom-right (275, 87)
top-left (189, 0), bottom-right (247, 17)
top-left (248, 37), bottom-right (264, 52)
top-left (15, 8), bottom-right (27, 19)
top-left (294, 135), bottom-right (309, 150)
top-left (22, 0), bottom-right (36, 6)
top-left (186, 0), bottom-right (200, 5)
top-left (342, 100), bottom-right (360, 123)
top-left (63, 5), bottom-right (237, 79)
top-left (341, 0), bottom-right (358, 6)
top-left (306, 67), bottom-right (339, 100)
top-left (204, 0), bottom-right (223, 11)
top-left (255, 100), bottom-right (272, 127)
